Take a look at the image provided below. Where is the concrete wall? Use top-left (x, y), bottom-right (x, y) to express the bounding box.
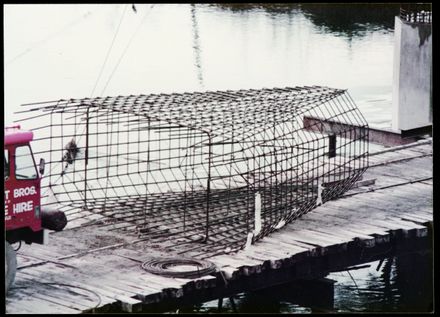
top-left (392, 16), bottom-right (432, 132)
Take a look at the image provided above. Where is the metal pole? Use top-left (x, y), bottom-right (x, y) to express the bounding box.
top-left (84, 107), bottom-right (90, 209)
top-left (205, 132), bottom-right (212, 243)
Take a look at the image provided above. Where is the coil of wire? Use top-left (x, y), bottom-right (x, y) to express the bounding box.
top-left (141, 257), bottom-right (217, 279)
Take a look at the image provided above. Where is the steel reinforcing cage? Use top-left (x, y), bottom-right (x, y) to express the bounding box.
top-left (16, 86), bottom-right (369, 258)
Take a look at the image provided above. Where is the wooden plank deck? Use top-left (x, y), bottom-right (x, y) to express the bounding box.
top-left (5, 138), bottom-right (432, 314)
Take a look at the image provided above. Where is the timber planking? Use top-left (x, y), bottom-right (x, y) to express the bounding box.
top-left (5, 138), bottom-right (432, 314)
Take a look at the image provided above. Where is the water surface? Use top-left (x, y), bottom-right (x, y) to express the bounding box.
top-left (5, 4), bottom-right (396, 129)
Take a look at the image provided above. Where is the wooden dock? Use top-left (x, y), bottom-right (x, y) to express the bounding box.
top-left (5, 138), bottom-right (432, 314)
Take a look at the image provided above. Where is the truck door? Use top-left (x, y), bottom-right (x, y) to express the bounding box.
top-left (5, 144), bottom-right (41, 232)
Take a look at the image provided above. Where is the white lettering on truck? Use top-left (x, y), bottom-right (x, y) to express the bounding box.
top-left (13, 186), bottom-right (36, 198)
top-left (4, 189), bottom-right (10, 217)
top-left (13, 201), bottom-right (34, 214)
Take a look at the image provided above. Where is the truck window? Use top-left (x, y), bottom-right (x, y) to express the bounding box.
top-left (15, 145), bottom-right (38, 180)
top-left (4, 149), bottom-right (9, 179)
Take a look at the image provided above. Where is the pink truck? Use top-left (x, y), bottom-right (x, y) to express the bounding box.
top-left (5, 125), bottom-right (67, 292)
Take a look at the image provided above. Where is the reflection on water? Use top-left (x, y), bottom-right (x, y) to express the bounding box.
top-left (299, 4), bottom-right (399, 37)
top-left (178, 294), bottom-right (313, 314)
top-left (161, 251), bottom-right (432, 313)
top-left (213, 3), bottom-right (400, 36)
top-left (330, 252), bottom-right (433, 313)
top-left (5, 3), bottom-right (395, 129)
top-left (191, 4), bottom-right (204, 89)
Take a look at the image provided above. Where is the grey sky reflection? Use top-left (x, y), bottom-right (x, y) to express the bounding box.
top-left (4, 4), bottom-right (394, 127)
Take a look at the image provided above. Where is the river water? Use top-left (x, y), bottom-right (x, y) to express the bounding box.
top-left (5, 3), bottom-right (395, 129)
top-left (4, 4), bottom-right (432, 313)
top-left (175, 252), bottom-right (433, 313)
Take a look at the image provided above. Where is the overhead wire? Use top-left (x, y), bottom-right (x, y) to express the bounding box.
top-left (99, 4), bottom-right (155, 96)
top-left (68, 4), bottom-right (140, 176)
top-left (90, 4), bottom-right (129, 98)
top-left (29, 5), bottom-right (129, 196)
top-left (5, 10), bottom-right (94, 66)
top-left (73, 4), bottom-right (154, 149)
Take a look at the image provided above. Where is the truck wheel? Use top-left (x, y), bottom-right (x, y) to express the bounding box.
top-left (5, 241), bottom-right (17, 294)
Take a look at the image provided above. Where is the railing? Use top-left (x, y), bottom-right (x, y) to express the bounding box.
top-left (400, 8), bottom-right (432, 24)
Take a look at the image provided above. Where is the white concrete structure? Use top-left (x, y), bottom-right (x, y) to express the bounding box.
top-left (392, 16), bottom-right (432, 132)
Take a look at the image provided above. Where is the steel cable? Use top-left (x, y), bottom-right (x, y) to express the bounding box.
top-left (100, 4), bottom-right (155, 97)
top-left (141, 257), bottom-right (217, 279)
top-left (90, 4), bottom-right (129, 97)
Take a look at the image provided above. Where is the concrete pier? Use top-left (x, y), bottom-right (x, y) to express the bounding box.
top-left (391, 13), bottom-right (432, 132)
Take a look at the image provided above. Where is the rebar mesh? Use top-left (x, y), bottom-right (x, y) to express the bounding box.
top-left (15, 86), bottom-right (369, 258)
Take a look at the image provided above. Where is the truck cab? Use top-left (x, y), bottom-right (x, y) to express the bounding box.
top-left (5, 125), bottom-right (67, 293)
top-left (4, 125), bottom-right (46, 245)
